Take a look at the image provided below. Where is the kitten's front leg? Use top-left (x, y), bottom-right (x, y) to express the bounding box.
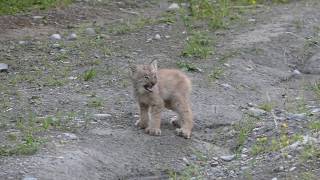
top-left (145, 105), bottom-right (162, 136)
top-left (135, 103), bottom-right (149, 129)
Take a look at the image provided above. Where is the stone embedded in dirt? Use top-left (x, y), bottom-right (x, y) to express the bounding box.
top-left (248, 18), bottom-right (256, 22)
top-left (146, 38), bottom-right (153, 43)
top-left (248, 107), bottom-right (267, 117)
top-left (220, 155), bottom-right (235, 161)
top-left (287, 113), bottom-right (307, 121)
top-left (67, 33), bottom-right (77, 40)
top-left (0, 63), bottom-right (8, 72)
top-left (86, 28), bottom-right (96, 36)
top-left (221, 83), bottom-right (233, 90)
top-left (292, 69), bottom-right (301, 76)
top-left (210, 160), bottom-right (219, 167)
top-left (165, 35), bottom-right (170, 39)
top-left (50, 34), bottom-right (62, 41)
top-left (33, 16), bottom-right (44, 20)
top-left (289, 167), bottom-right (296, 172)
top-left (272, 178), bottom-right (278, 180)
top-left (182, 157), bottom-right (190, 165)
top-left (58, 133), bottom-right (78, 140)
top-left (18, 41), bottom-right (27, 45)
top-left (52, 43), bottom-right (60, 49)
top-left (167, 3), bottom-right (180, 11)
top-left (94, 114), bottom-right (112, 118)
top-left (302, 52), bottom-right (320, 74)
top-left (154, 34), bottom-right (161, 40)
top-left (311, 108), bottom-right (320, 114)
top-left (22, 176), bottom-right (37, 180)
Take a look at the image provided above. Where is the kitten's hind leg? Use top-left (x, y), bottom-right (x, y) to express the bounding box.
top-left (135, 103), bottom-right (149, 129)
top-left (174, 97), bottom-right (193, 139)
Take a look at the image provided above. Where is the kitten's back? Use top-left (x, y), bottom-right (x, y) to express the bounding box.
top-left (158, 69), bottom-right (192, 99)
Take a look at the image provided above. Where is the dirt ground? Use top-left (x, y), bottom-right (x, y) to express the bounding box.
top-left (0, 0), bottom-right (320, 179)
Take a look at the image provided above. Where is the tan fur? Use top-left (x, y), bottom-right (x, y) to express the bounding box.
top-left (130, 60), bottom-right (193, 138)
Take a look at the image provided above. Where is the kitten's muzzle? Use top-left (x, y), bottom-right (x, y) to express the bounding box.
top-left (144, 82), bottom-right (155, 92)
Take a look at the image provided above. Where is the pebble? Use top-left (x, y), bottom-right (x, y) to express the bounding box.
top-left (248, 18), bottom-right (256, 22)
top-left (220, 155), bottom-right (235, 161)
top-left (289, 167), bottom-right (296, 172)
top-left (182, 157), bottom-right (190, 165)
top-left (221, 83), bottom-right (232, 90)
top-left (32, 16), bottom-right (43, 20)
top-left (154, 34), bottom-right (161, 40)
top-left (272, 178), bottom-right (277, 180)
top-left (22, 176), bottom-right (37, 180)
top-left (94, 114), bottom-right (112, 118)
top-left (67, 33), bottom-right (77, 40)
top-left (248, 107), bottom-right (267, 117)
top-left (210, 161), bottom-right (219, 167)
top-left (19, 41), bottom-right (27, 45)
top-left (167, 3), bottom-right (180, 11)
top-left (311, 108), bottom-right (320, 114)
top-left (86, 28), bottom-right (96, 35)
top-left (292, 69), bottom-right (301, 76)
top-left (146, 38), bottom-right (153, 43)
top-left (0, 63), bottom-right (8, 72)
top-left (59, 133), bottom-right (78, 140)
top-left (287, 113), bottom-right (307, 121)
top-left (50, 34), bottom-right (62, 40)
top-left (52, 43), bottom-right (60, 48)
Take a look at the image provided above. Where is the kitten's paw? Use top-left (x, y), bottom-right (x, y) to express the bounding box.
top-left (135, 119), bottom-right (148, 129)
top-left (170, 116), bottom-right (181, 128)
top-left (175, 128), bottom-right (191, 139)
top-left (145, 128), bottom-right (161, 136)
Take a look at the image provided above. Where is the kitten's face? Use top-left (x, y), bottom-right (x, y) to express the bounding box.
top-left (130, 61), bottom-right (158, 93)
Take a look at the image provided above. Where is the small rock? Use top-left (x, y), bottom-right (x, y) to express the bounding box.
top-left (18, 41), bottom-right (27, 45)
top-left (221, 83), bottom-right (232, 90)
top-left (50, 34), bottom-right (62, 40)
top-left (248, 107), bottom-right (267, 117)
top-left (210, 161), bottom-right (219, 167)
top-left (146, 38), bottom-right (153, 43)
top-left (220, 155), bottom-right (235, 161)
top-left (271, 178), bottom-right (277, 180)
top-left (86, 28), bottom-right (96, 35)
top-left (165, 35), bottom-right (170, 39)
top-left (61, 133), bottom-right (77, 140)
top-left (248, 18), bottom-right (256, 22)
top-left (311, 108), bottom-right (320, 114)
top-left (0, 63), bottom-right (8, 72)
top-left (67, 33), bottom-right (77, 40)
top-left (52, 43), bottom-right (60, 48)
top-left (22, 176), bottom-right (37, 180)
top-left (68, 76), bottom-right (77, 80)
top-left (289, 167), bottom-right (296, 172)
top-left (167, 3), bottom-right (180, 11)
top-left (182, 157), bottom-right (190, 165)
top-left (287, 113), bottom-right (307, 121)
top-left (154, 34), bottom-right (161, 40)
top-left (292, 69), bottom-right (301, 76)
top-left (32, 16), bottom-right (43, 20)
top-left (94, 114), bottom-right (112, 118)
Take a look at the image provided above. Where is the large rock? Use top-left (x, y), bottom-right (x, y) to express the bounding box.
top-left (302, 52), bottom-right (320, 74)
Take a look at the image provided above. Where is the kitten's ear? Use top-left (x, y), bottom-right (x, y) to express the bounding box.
top-left (150, 59), bottom-right (158, 72)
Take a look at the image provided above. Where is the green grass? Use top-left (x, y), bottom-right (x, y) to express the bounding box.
top-left (109, 17), bottom-right (154, 35)
top-left (0, 0), bottom-right (73, 15)
top-left (168, 164), bottom-right (204, 180)
top-left (234, 115), bottom-right (259, 154)
top-left (208, 67), bottom-right (224, 81)
top-left (83, 69), bottom-right (97, 81)
top-left (182, 31), bottom-right (213, 59)
top-left (176, 62), bottom-right (198, 72)
top-left (87, 98), bottom-right (103, 108)
top-left (308, 120), bottom-right (320, 133)
top-left (258, 102), bottom-right (273, 112)
top-left (311, 82), bottom-right (320, 100)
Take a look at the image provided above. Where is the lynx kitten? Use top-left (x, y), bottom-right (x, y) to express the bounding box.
top-left (130, 60), bottom-right (193, 139)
